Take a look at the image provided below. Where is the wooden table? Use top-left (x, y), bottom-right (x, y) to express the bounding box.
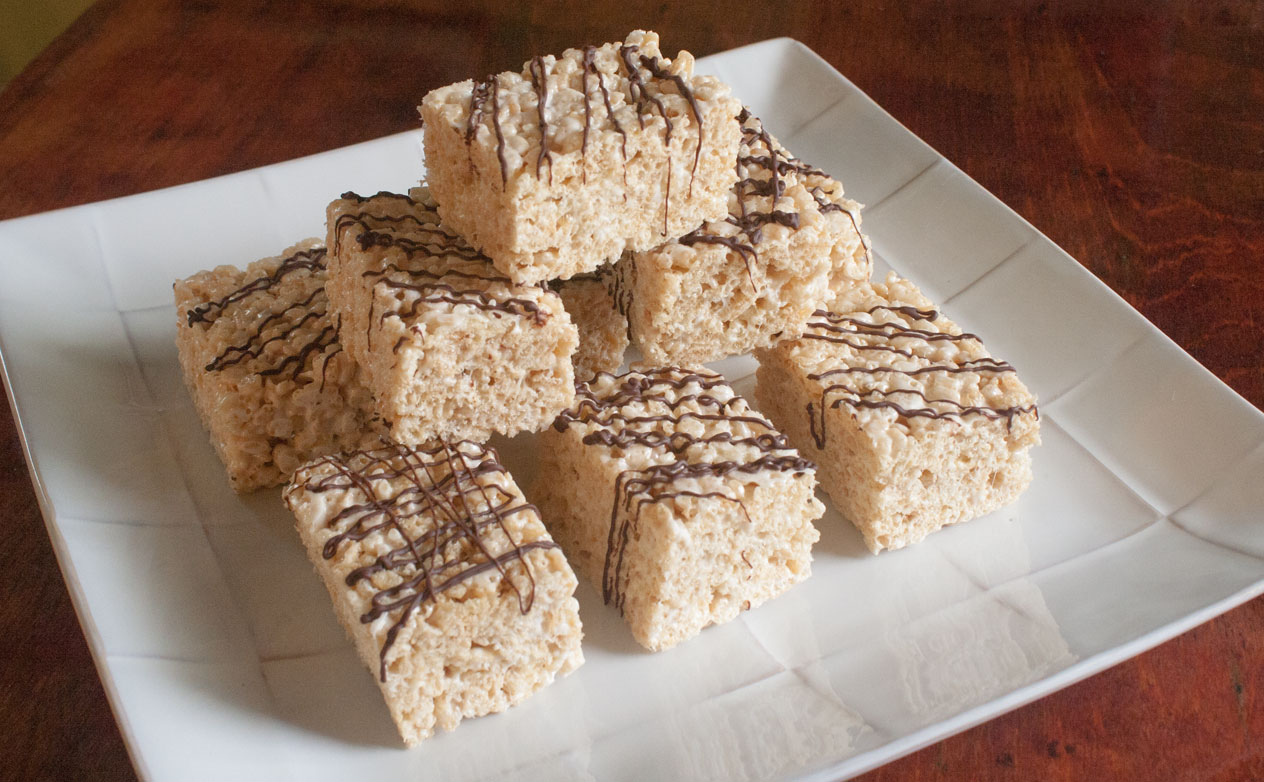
top-left (1, 1), bottom-right (1259, 779)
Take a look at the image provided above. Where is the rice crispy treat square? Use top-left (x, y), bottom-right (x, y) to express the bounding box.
top-left (532, 367), bottom-right (823, 651)
top-left (174, 239), bottom-right (386, 492)
top-left (284, 441), bottom-right (584, 746)
top-left (325, 189), bottom-right (577, 444)
top-left (608, 109), bottom-right (871, 366)
top-left (754, 273), bottom-right (1040, 553)
top-left (552, 272), bottom-right (628, 380)
top-left (419, 30), bottom-right (742, 284)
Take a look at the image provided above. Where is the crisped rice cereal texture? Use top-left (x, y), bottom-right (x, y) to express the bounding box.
top-left (420, 30), bottom-right (742, 284)
top-left (754, 273), bottom-right (1040, 553)
top-left (553, 273), bottom-right (628, 380)
top-left (173, 239), bottom-right (386, 492)
top-left (325, 189), bottom-right (577, 444)
top-left (284, 442), bottom-right (584, 746)
top-left (612, 109), bottom-right (871, 365)
top-left (532, 367), bottom-right (823, 651)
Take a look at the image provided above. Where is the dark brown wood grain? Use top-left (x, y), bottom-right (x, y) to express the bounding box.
top-left (0, 1), bottom-right (1259, 779)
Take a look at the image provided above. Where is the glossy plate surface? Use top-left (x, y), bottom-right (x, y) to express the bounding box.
top-left (1, 38), bottom-right (1261, 782)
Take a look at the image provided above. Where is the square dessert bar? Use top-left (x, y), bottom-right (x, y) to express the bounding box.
top-left (325, 189), bottom-right (578, 444)
top-left (420, 30), bottom-right (742, 284)
top-left (174, 239), bottom-right (386, 492)
top-left (532, 367), bottom-right (823, 651)
top-left (611, 109), bottom-right (871, 366)
top-left (552, 272), bottom-right (628, 380)
top-left (755, 274), bottom-right (1040, 553)
top-left (284, 441), bottom-right (584, 746)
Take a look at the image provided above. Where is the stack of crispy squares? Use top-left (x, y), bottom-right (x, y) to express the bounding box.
top-left (175, 226), bottom-right (589, 745)
top-left (175, 29), bottom-right (773, 743)
top-left (173, 26), bottom-right (1041, 747)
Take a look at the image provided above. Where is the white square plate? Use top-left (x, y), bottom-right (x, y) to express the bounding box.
top-left (2, 38), bottom-right (1261, 782)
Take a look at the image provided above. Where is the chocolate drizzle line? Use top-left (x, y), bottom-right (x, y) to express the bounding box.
top-left (360, 249), bottom-right (547, 328)
top-left (465, 79), bottom-right (492, 177)
top-left (186, 247), bottom-right (325, 327)
top-left (579, 49), bottom-right (592, 185)
top-left (528, 56), bottom-right (554, 185)
top-left (678, 231), bottom-right (758, 290)
top-left (466, 74), bottom-right (510, 186)
top-left (678, 109), bottom-right (874, 294)
top-left (679, 110), bottom-right (805, 291)
top-left (334, 200), bottom-right (553, 344)
top-left (617, 43), bottom-right (709, 236)
top-left (638, 53), bottom-right (705, 199)
top-left (618, 45), bottom-right (656, 131)
top-left (371, 274), bottom-right (547, 327)
top-left (298, 442), bottom-right (556, 682)
top-left (467, 80), bottom-right (491, 144)
top-left (551, 368), bottom-right (813, 612)
top-left (799, 307), bottom-right (1037, 448)
top-left (355, 227), bottom-right (492, 263)
top-left (198, 247), bottom-right (341, 383)
top-left (582, 45), bottom-right (629, 195)
top-left (466, 38), bottom-right (705, 222)
top-left (332, 210), bottom-right (436, 258)
top-left (318, 320), bottom-right (342, 393)
top-left (808, 185), bottom-right (872, 268)
top-left (597, 260), bottom-right (635, 340)
top-left (338, 191), bottom-right (419, 205)
top-left (619, 44), bottom-right (673, 236)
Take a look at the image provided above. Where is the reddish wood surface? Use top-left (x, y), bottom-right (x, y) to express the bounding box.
top-left (0, 1), bottom-right (1260, 779)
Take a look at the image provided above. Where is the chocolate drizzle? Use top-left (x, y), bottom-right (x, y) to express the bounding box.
top-left (465, 79), bottom-right (492, 176)
top-left (333, 195), bottom-right (553, 341)
top-left (799, 306), bottom-right (1037, 448)
top-left (609, 43), bottom-right (709, 233)
top-left (637, 53), bottom-right (705, 199)
top-left (618, 44), bottom-right (677, 236)
top-left (332, 211), bottom-right (434, 258)
top-left (808, 185), bottom-right (872, 268)
top-left (581, 45), bottom-right (629, 191)
top-left (370, 272), bottom-right (546, 327)
top-left (579, 49), bottom-right (592, 185)
top-left (678, 231), bottom-right (758, 264)
top-left (466, 79), bottom-right (491, 145)
top-left (678, 110), bottom-right (806, 289)
top-left (679, 109), bottom-right (872, 292)
top-left (295, 442), bottom-right (556, 682)
top-left (463, 37), bottom-right (707, 230)
top-left (338, 191), bottom-right (419, 205)
top-left (528, 56), bottom-right (554, 185)
top-left (490, 76), bottom-right (509, 185)
top-left (596, 260), bottom-right (635, 339)
top-left (618, 45), bottom-right (658, 131)
top-left (552, 368), bottom-right (813, 611)
top-left (355, 227), bottom-right (492, 263)
top-left (196, 246), bottom-right (341, 383)
top-left (466, 74), bottom-right (510, 186)
top-left (186, 246), bottom-right (325, 327)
